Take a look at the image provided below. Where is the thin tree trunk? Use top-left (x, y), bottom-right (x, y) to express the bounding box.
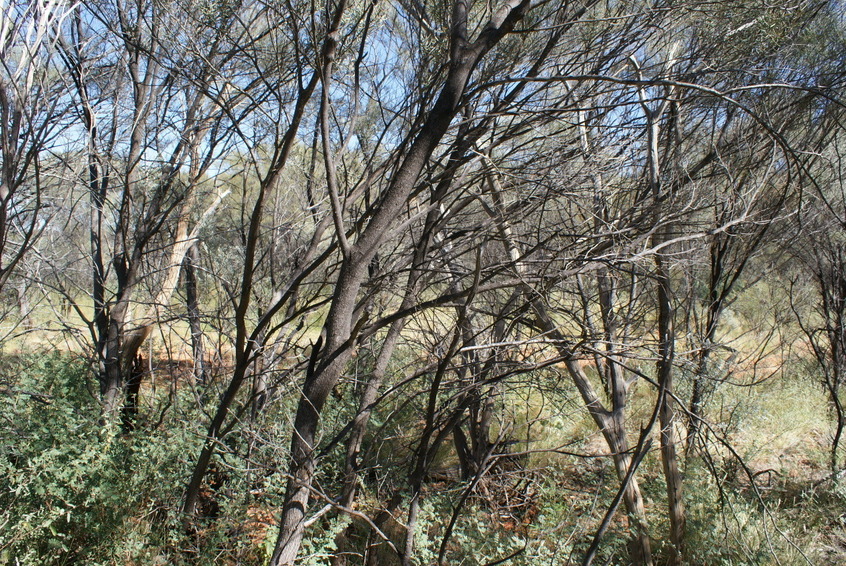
top-left (688, 235), bottom-right (728, 447)
top-left (331, 141), bottom-right (471, 565)
top-left (656, 249), bottom-right (685, 565)
top-left (121, 354), bottom-right (144, 430)
top-left (402, 494), bottom-right (421, 566)
top-left (181, 68), bottom-right (322, 520)
top-left (184, 242), bottom-right (206, 383)
top-left (633, 52), bottom-right (686, 562)
top-left (483, 157), bottom-right (653, 565)
top-left (640, 64), bottom-right (685, 563)
top-left (599, 271), bottom-right (654, 565)
top-left (250, 325), bottom-right (268, 419)
top-left (402, 316), bottom-right (472, 566)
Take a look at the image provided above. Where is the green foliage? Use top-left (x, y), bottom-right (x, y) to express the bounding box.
top-left (0, 354), bottom-right (203, 565)
top-left (1, 354), bottom-right (113, 564)
top-left (297, 515), bottom-right (352, 565)
top-left (682, 461), bottom-right (826, 566)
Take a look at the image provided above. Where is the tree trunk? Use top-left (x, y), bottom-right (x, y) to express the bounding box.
top-left (599, 271), bottom-right (654, 565)
top-left (606, 417), bottom-right (653, 565)
top-left (688, 235), bottom-right (727, 447)
top-left (268, 4), bottom-right (532, 561)
top-left (656, 251), bottom-right (685, 565)
top-left (121, 354), bottom-right (144, 430)
top-left (484, 156), bottom-right (653, 565)
top-left (184, 242), bottom-right (206, 383)
top-left (637, 60), bottom-right (685, 563)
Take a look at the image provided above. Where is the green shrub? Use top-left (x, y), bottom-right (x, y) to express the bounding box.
top-left (0, 354), bottom-right (202, 565)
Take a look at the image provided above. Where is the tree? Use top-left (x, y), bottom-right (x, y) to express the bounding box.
top-left (0, 0), bottom-right (75, 298)
top-left (56, 0), bottom-right (248, 418)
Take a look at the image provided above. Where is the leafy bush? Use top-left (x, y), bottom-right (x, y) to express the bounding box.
top-left (0, 354), bottom-right (202, 565)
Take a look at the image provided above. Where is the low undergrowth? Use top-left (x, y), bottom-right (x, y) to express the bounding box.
top-left (1, 352), bottom-right (843, 565)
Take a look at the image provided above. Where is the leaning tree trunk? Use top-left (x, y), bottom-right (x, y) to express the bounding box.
top-left (483, 157), bottom-right (653, 565)
top-left (268, 4), bottom-right (532, 563)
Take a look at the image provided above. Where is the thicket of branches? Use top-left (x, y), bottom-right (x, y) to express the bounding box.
top-left (2, 0), bottom-right (846, 564)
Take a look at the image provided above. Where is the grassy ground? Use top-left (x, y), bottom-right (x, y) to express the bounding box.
top-left (1, 287), bottom-right (844, 564)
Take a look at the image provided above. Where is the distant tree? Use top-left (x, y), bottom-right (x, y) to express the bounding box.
top-left (0, 0), bottom-right (75, 299)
